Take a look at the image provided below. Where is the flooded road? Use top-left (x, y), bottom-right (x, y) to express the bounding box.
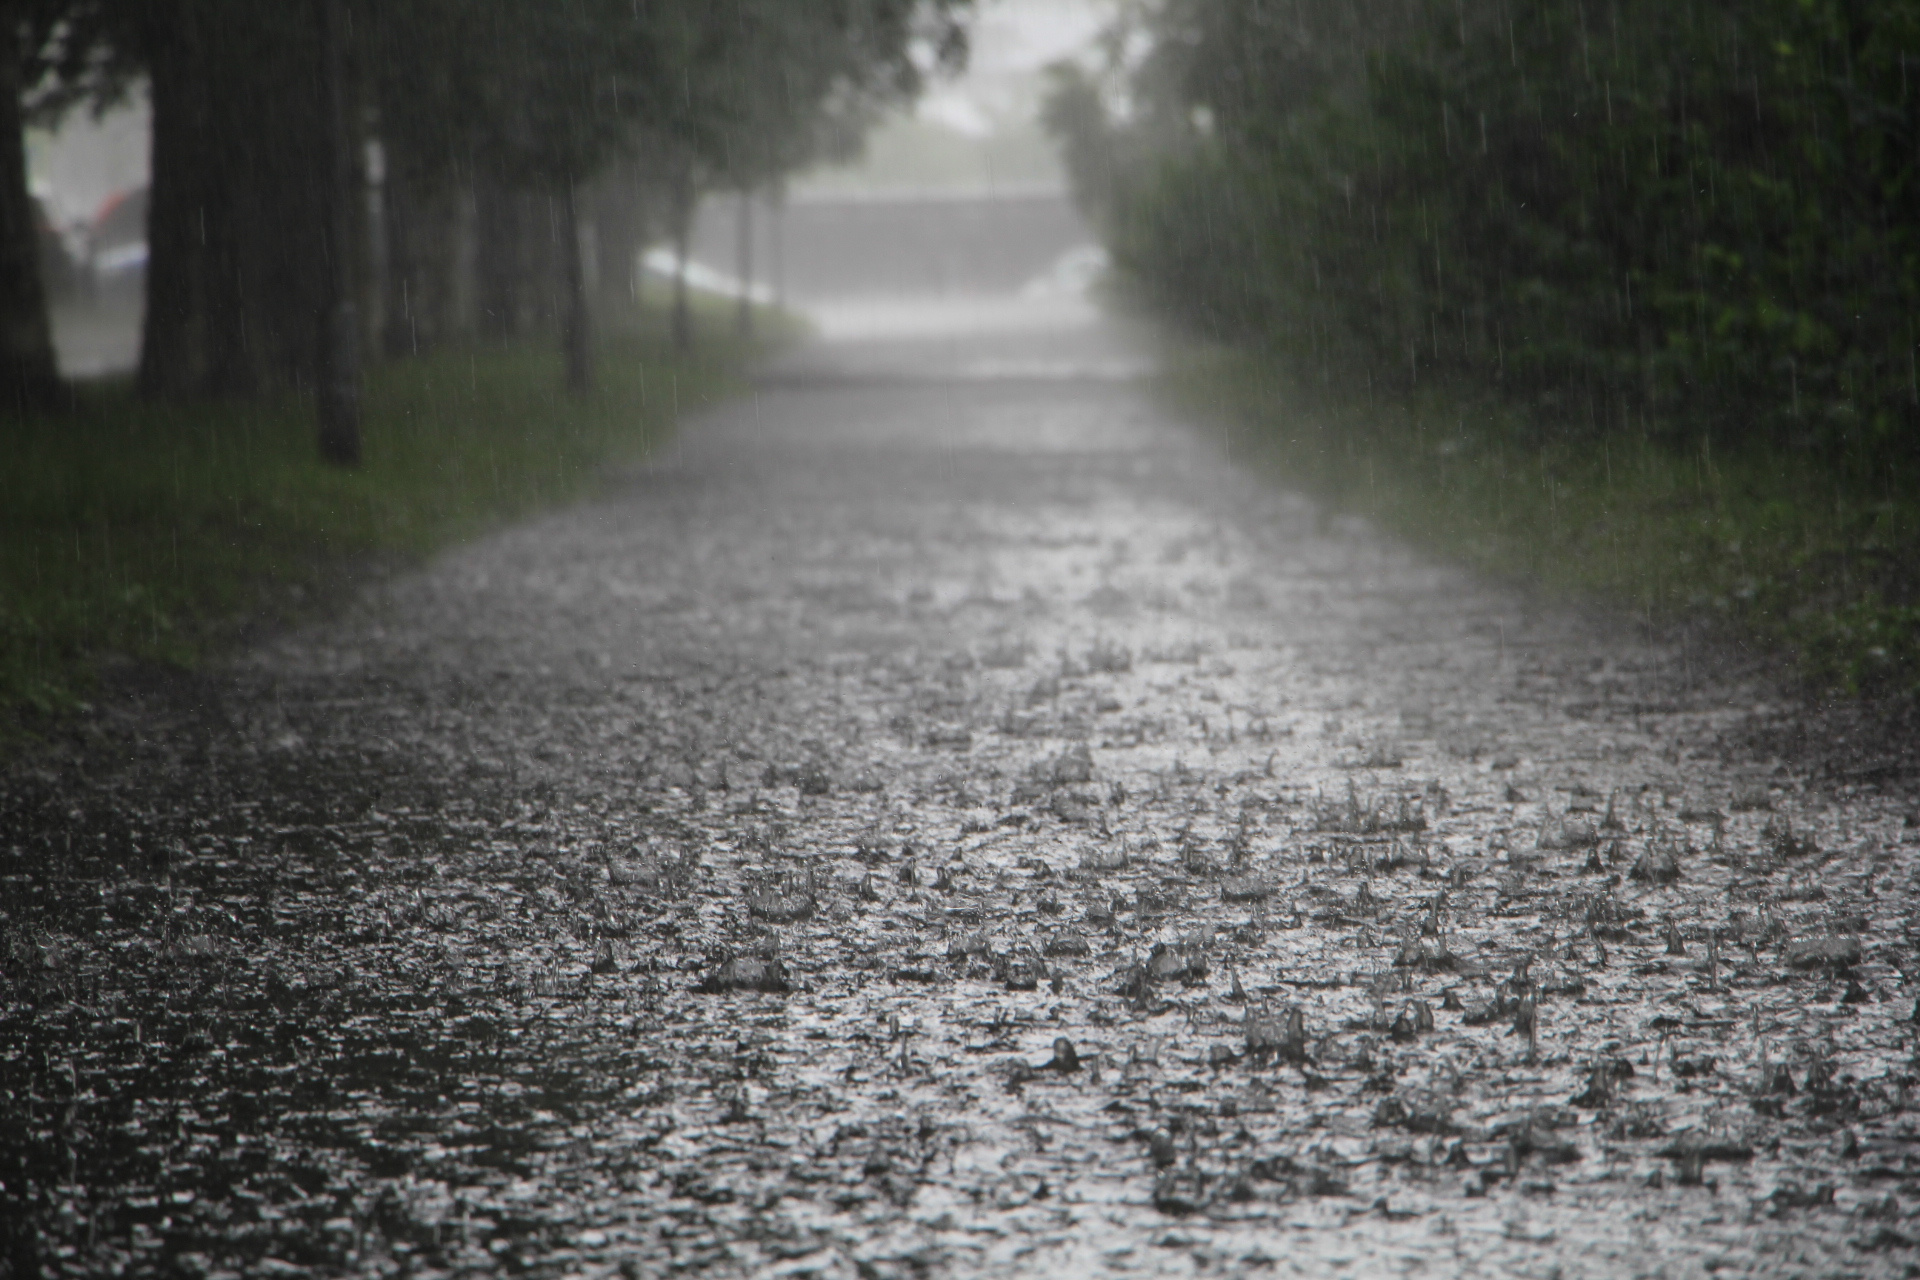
top-left (4, 293), bottom-right (1916, 1279)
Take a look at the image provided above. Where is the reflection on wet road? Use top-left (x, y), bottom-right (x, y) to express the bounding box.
top-left (4, 281), bottom-right (1915, 1279)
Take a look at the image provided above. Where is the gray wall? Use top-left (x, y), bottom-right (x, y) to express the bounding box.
top-left (689, 188), bottom-right (1090, 302)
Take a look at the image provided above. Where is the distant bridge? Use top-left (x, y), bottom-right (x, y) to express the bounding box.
top-left (688, 186), bottom-right (1092, 301)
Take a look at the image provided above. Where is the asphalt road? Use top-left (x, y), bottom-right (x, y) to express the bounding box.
top-left (4, 295), bottom-right (1917, 1280)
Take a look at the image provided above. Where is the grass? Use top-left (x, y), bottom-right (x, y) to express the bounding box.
top-left (1170, 345), bottom-right (1920, 694)
top-left (1, 298), bottom-right (789, 726)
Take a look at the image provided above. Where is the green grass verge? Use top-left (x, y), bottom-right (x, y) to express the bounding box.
top-left (1170, 346), bottom-right (1920, 694)
top-left (2, 301), bottom-right (788, 724)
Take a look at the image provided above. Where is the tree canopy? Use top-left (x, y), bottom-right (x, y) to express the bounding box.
top-left (1049, 0), bottom-right (1920, 457)
top-left (5, 0), bottom-right (972, 411)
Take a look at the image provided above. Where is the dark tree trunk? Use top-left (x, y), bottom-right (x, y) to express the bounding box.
top-left (381, 153), bottom-right (468, 356)
top-left (316, 0), bottom-right (360, 465)
top-left (382, 157), bottom-right (424, 359)
top-left (560, 178), bottom-right (592, 394)
top-left (734, 188), bottom-right (753, 340)
top-left (475, 173), bottom-right (524, 339)
top-left (241, 4), bottom-right (330, 396)
top-left (670, 169), bottom-right (694, 352)
top-left (770, 185), bottom-right (786, 312)
top-left (137, 5), bottom-right (206, 399)
top-left (532, 191), bottom-right (559, 332)
top-left (589, 162), bottom-right (648, 325)
top-left (193, 1), bottom-right (267, 398)
top-left (0, 0), bottom-right (62, 414)
top-left (379, 149), bottom-right (413, 360)
top-left (198, 127), bottom-right (253, 398)
top-left (140, 1), bottom-right (329, 402)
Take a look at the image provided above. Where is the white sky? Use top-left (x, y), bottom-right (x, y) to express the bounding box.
top-left (917, 0), bottom-right (1113, 137)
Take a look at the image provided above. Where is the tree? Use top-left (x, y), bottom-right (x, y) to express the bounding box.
top-left (364, 0), bottom-right (662, 390)
top-left (0, 0), bottom-right (59, 414)
top-left (140, 3), bottom-right (338, 400)
top-left (635, 0), bottom-right (972, 347)
top-left (3, 0), bottom-right (139, 416)
top-left (315, 0), bottom-right (358, 464)
top-left (8, 0), bottom-right (977, 420)
top-left (1056, 0), bottom-right (1920, 454)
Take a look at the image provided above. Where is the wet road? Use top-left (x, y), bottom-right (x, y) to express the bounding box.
top-left (4, 297), bottom-right (1917, 1279)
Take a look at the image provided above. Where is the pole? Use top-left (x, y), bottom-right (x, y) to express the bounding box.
top-left (0, 0), bottom-right (61, 414)
top-left (671, 166), bottom-right (693, 352)
top-left (561, 177), bottom-right (593, 393)
top-left (316, 0), bottom-right (362, 466)
top-left (735, 187), bottom-right (753, 340)
top-left (771, 183), bottom-right (786, 312)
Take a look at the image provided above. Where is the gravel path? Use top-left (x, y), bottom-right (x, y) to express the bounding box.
top-left (4, 300), bottom-right (1917, 1280)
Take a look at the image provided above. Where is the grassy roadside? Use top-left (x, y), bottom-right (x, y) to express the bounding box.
top-left (1, 299), bottom-right (790, 729)
top-left (1169, 345), bottom-right (1920, 694)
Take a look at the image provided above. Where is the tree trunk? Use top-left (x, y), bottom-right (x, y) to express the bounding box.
top-left (315, 0), bottom-right (360, 465)
top-left (475, 172), bottom-right (523, 339)
top-left (588, 162), bottom-right (648, 327)
top-left (259, 4), bottom-right (333, 394)
top-left (380, 149), bottom-right (419, 360)
top-left (448, 177), bottom-right (477, 339)
top-left (382, 153), bottom-right (467, 356)
top-left (770, 185), bottom-right (786, 312)
top-left (138, 4), bottom-right (206, 399)
top-left (140, 1), bottom-right (329, 402)
top-left (198, 123), bottom-right (253, 398)
top-left (194, 2), bottom-right (267, 399)
top-left (560, 178), bottom-right (592, 393)
top-left (670, 169), bottom-right (694, 352)
top-left (0, 0), bottom-right (63, 414)
top-left (734, 188), bottom-right (753, 340)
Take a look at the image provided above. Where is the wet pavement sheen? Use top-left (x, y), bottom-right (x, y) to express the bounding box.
top-left (4, 301), bottom-right (1917, 1279)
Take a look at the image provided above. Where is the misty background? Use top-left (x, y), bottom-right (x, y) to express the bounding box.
top-left (24, 0), bottom-right (1111, 379)
top-left (7, 0), bottom-right (1919, 706)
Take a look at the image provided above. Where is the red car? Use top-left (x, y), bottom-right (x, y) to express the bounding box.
top-left (87, 185), bottom-right (148, 293)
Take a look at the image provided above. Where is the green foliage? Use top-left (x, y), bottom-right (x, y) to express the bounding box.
top-left (1056, 0), bottom-right (1920, 456)
top-left (1173, 348), bottom-right (1920, 692)
top-left (653, 0), bottom-right (969, 187)
top-left (16, 0), bottom-right (143, 121)
top-left (1050, 0), bottom-right (1920, 687)
top-left (363, 0), bottom-right (970, 191)
top-left (0, 299), bottom-right (775, 721)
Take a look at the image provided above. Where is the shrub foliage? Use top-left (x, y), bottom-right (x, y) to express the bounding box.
top-left (1052, 0), bottom-right (1920, 456)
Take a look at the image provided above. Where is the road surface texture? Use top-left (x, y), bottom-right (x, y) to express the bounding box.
top-left (4, 298), bottom-right (1918, 1280)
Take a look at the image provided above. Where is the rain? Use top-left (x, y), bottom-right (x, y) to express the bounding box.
top-left (3, 2), bottom-right (1917, 1278)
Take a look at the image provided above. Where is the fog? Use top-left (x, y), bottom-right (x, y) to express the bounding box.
top-left (29, 0), bottom-right (1116, 381)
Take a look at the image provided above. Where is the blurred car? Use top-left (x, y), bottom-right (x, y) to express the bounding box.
top-left (88, 185), bottom-right (148, 295)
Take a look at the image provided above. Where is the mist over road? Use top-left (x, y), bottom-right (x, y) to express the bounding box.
top-left (5, 219), bottom-right (1915, 1279)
